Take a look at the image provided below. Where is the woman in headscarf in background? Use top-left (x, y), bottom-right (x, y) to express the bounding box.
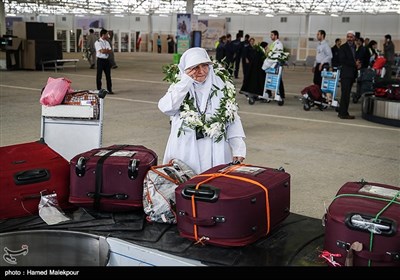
top-left (240, 41), bottom-right (268, 96)
top-left (158, 47), bottom-right (246, 174)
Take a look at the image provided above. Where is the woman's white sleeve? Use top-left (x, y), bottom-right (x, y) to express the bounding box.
top-left (158, 75), bottom-right (193, 116)
top-left (229, 137), bottom-right (246, 158)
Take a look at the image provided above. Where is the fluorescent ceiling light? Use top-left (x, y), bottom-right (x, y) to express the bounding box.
top-left (4, 1), bottom-right (400, 16)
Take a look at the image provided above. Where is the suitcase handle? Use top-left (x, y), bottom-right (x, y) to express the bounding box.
top-left (14, 169), bottom-right (50, 185)
top-left (181, 185), bottom-right (220, 202)
top-left (87, 192), bottom-right (128, 200)
top-left (75, 157), bottom-right (87, 177)
top-left (128, 159), bottom-right (140, 180)
top-left (345, 213), bottom-right (396, 236)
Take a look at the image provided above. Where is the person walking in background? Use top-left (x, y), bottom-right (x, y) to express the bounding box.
top-left (337, 30), bottom-right (360, 119)
top-left (158, 47), bottom-right (246, 174)
top-left (265, 30), bottom-right (285, 99)
top-left (95, 29), bottom-right (114, 94)
top-left (240, 41), bottom-right (267, 97)
top-left (366, 40), bottom-right (379, 65)
top-left (383, 34), bottom-right (395, 80)
top-left (215, 35), bottom-right (227, 62)
top-left (224, 33), bottom-right (234, 76)
top-left (364, 38), bottom-right (370, 48)
top-left (167, 35), bottom-right (174, 53)
top-left (86, 29), bottom-right (97, 69)
top-left (231, 33), bottom-right (243, 79)
top-left (241, 34), bottom-right (252, 79)
top-left (157, 35), bottom-right (162, 53)
top-left (312, 30), bottom-right (332, 88)
top-left (331, 38), bottom-right (342, 70)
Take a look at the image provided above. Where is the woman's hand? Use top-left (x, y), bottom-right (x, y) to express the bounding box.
top-left (185, 67), bottom-right (197, 79)
top-left (232, 156), bottom-right (245, 164)
top-left (184, 63), bottom-right (210, 83)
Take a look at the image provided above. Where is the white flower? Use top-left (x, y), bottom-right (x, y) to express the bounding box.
top-left (267, 49), bottom-right (290, 63)
top-left (205, 122), bottom-right (223, 138)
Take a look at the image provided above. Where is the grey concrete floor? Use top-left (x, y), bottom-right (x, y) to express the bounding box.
top-left (1, 52), bottom-right (399, 219)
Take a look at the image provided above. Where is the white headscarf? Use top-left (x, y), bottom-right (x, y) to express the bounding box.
top-left (178, 48), bottom-right (224, 111)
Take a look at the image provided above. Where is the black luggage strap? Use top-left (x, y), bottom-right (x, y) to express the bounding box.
top-left (93, 145), bottom-right (128, 210)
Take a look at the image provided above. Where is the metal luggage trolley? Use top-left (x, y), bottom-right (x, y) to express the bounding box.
top-left (246, 65), bottom-right (284, 106)
top-left (302, 69), bottom-right (340, 110)
top-left (40, 90), bottom-right (107, 161)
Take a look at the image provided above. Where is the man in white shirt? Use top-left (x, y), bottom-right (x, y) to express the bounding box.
top-left (266, 30), bottom-right (285, 99)
top-left (94, 29), bottom-right (114, 94)
top-left (313, 30), bottom-right (333, 88)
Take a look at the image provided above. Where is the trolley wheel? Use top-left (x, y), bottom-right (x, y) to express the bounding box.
top-left (248, 97), bottom-right (255, 105)
top-left (303, 102), bottom-right (311, 111)
top-left (277, 99), bottom-right (284, 106)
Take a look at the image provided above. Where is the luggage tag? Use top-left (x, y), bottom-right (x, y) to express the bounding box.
top-left (38, 191), bottom-right (70, 225)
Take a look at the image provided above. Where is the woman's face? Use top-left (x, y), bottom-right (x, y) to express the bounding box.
top-left (185, 63), bottom-right (210, 83)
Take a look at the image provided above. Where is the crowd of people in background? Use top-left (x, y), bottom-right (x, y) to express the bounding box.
top-left (215, 29), bottom-right (396, 120)
top-left (84, 27), bottom-right (396, 105)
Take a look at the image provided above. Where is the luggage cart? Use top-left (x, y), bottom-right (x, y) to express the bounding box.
top-left (40, 90), bottom-right (106, 161)
top-left (302, 69), bottom-right (340, 110)
top-left (245, 65), bottom-right (284, 106)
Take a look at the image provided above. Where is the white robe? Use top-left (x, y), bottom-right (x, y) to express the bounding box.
top-left (158, 68), bottom-right (246, 174)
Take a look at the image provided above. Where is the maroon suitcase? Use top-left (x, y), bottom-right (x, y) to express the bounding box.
top-left (0, 141), bottom-right (70, 219)
top-left (69, 144), bottom-right (157, 212)
top-left (175, 164), bottom-right (290, 247)
top-left (323, 181), bottom-right (400, 266)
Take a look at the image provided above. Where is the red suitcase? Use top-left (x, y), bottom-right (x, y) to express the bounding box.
top-left (175, 164), bottom-right (290, 247)
top-left (0, 141), bottom-right (70, 219)
top-left (323, 181), bottom-right (400, 266)
top-left (69, 144), bottom-right (157, 212)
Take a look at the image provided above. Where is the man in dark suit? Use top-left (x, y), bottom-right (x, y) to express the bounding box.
top-left (338, 30), bottom-right (361, 119)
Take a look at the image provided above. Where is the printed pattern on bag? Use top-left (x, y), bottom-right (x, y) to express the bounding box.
top-left (143, 159), bottom-right (197, 224)
top-left (63, 92), bottom-right (100, 119)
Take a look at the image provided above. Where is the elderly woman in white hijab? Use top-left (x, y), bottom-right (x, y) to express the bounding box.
top-left (158, 47), bottom-right (246, 174)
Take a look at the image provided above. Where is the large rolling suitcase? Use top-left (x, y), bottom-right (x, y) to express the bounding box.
top-left (175, 164), bottom-right (290, 247)
top-left (0, 141), bottom-right (70, 219)
top-left (323, 181), bottom-right (400, 266)
top-left (69, 144), bottom-right (157, 212)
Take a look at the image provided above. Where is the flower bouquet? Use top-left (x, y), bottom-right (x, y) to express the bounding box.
top-left (262, 49), bottom-right (290, 70)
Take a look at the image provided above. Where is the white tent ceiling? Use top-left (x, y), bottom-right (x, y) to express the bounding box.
top-left (4, 0), bottom-right (400, 16)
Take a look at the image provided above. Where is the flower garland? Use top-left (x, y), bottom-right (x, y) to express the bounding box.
top-left (162, 61), bottom-right (238, 143)
top-left (266, 48), bottom-right (290, 64)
